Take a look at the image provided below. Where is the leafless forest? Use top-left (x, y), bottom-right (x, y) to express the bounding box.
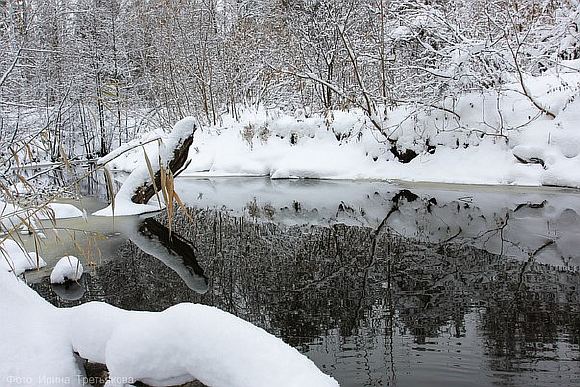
top-left (1, 0), bottom-right (578, 160)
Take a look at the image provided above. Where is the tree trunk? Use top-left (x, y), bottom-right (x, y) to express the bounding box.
top-left (131, 126), bottom-right (196, 204)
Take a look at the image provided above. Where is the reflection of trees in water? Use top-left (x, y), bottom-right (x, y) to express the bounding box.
top-left (479, 267), bottom-right (580, 376)
top-left (246, 186), bottom-right (580, 267)
top-left (32, 208), bottom-right (580, 382)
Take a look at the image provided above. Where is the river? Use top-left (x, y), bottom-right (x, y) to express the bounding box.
top-left (24, 178), bottom-right (580, 386)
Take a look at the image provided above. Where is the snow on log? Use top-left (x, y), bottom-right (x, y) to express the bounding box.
top-left (67, 302), bottom-right (340, 387)
top-left (0, 261), bottom-right (337, 387)
top-left (93, 117), bottom-right (197, 216)
top-left (131, 118), bottom-right (197, 204)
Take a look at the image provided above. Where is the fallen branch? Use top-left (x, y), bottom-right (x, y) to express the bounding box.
top-left (131, 123), bottom-right (196, 204)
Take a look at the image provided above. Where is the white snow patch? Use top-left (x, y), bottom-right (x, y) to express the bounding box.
top-left (50, 256), bottom-right (83, 284)
top-left (38, 203), bottom-right (84, 220)
top-left (1, 200), bottom-right (83, 235)
top-left (0, 239), bottom-right (46, 275)
top-left (0, 264), bottom-right (338, 387)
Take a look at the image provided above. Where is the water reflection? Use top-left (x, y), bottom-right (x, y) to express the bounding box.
top-left (31, 179), bottom-right (580, 386)
top-left (136, 217), bottom-right (208, 293)
top-left (51, 280), bottom-right (85, 301)
top-left (36, 206), bottom-right (580, 386)
top-left (174, 178), bottom-right (580, 268)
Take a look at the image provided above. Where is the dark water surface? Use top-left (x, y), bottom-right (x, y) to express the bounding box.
top-left (32, 178), bottom-right (580, 386)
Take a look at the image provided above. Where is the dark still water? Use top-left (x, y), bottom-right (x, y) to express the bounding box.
top-left (32, 179), bottom-right (580, 386)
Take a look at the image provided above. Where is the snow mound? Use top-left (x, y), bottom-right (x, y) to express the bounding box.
top-left (0, 264), bottom-right (337, 387)
top-left (67, 302), bottom-right (339, 387)
top-left (2, 200), bottom-right (83, 235)
top-left (50, 256), bottom-right (83, 284)
top-left (0, 270), bottom-right (85, 387)
top-left (0, 239), bottom-right (46, 275)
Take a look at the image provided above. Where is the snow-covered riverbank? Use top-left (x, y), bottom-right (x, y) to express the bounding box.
top-left (0, 266), bottom-right (338, 387)
top-left (104, 60), bottom-right (580, 188)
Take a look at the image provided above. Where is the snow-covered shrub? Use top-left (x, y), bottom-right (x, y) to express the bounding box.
top-left (241, 123), bottom-right (256, 149)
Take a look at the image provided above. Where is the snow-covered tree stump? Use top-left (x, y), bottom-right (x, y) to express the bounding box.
top-left (93, 118), bottom-right (198, 217)
top-left (131, 119), bottom-right (196, 205)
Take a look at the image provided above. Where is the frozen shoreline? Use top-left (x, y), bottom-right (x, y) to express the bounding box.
top-left (0, 267), bottom-right (338, 387)
top-left (102, 61), bottom-right (580, 190)
top-left (175, 172), bottom-right (580, 190)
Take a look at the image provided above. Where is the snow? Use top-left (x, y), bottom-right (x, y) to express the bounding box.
top-left (101, 61), bottom-right (580, 191)
top-left (0, 266), bottom-right (338, 387)
top-left (1, 200), bottom-right (83, 233)
top-left (38, 203), bottom-right (84, 220)
top-left (0, 270), bottom-right (84, 387)
top-left (177, 112), bottom-right (541, 184)
top-left (67, 302), bottom-right (339, 387)
top-left (390, 25), bottom-right (413, 40)
top-left (97, 130), bottom-right (164, 169)
top-left (94, 117), bottom-right (197, 217)
top-left (0, 239), bottom-right (46, 275)
top-left (50, 256), bottom-right (83, 284)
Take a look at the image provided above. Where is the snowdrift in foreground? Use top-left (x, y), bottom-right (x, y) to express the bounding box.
top-left (0, 269), bottom-right (338, 387)
top-left (104, 61), bottom-right (580, 188)
top-left (68, 302), bottom-right (338, 387)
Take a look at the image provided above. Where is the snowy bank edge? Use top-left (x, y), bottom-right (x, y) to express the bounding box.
top-left (0, 267), bottom-right (339, 387)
